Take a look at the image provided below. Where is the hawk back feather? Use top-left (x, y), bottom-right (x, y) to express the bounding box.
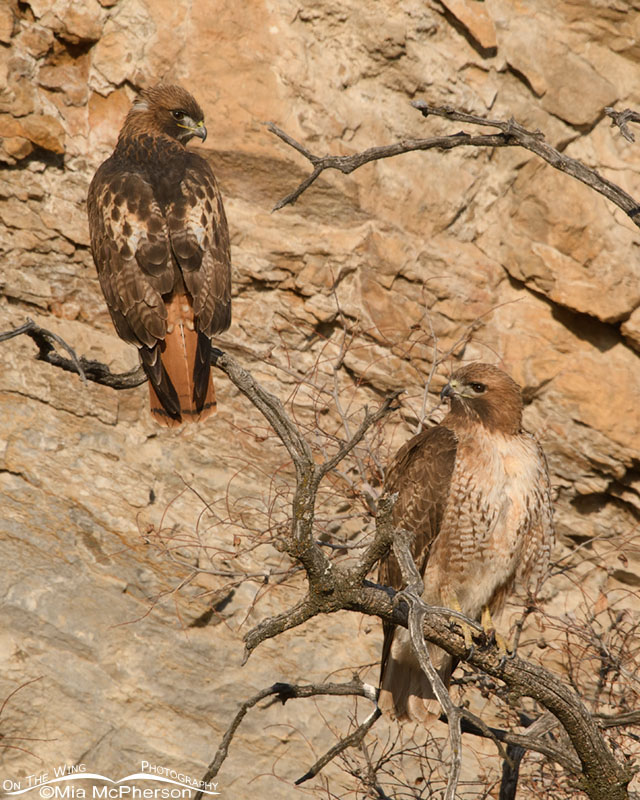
top-left (87, 84), bottom-right (231, 426)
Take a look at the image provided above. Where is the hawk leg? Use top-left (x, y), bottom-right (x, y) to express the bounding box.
top-left (481, 605), bottom-right (512, 666)
top-left (444, 591), bottom-right (475, 657)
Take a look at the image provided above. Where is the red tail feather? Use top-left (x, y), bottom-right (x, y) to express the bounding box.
top-left (148, 292), bottom-right (216, 427)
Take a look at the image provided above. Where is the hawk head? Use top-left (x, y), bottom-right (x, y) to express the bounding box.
top-left (441, 362), bottom-right (523, 434)
top-left (120, 84), bottom-right (207, 144)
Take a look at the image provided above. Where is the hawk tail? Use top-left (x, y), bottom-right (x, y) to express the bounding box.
top-left (378, 630), bottom-right (456, 722)
top-left (141, 293), bottom-right (216, 427)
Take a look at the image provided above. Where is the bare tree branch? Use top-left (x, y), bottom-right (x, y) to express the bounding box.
top-left (605, 106), bottom-right (640, 143)
top-left (353, 582), bottom-right (631, 800)
top-left (392, 529), bottom-right (463, 800)
top-left (351, 492), bottom-right (397, 584)
top-left (268, 122), bottom-right (521, 211)
top-left (194, 680), bottom-right (377, 798)
top-left (460, 708), bottom-right (580, 775)
top-left (2, 312), bottom-right (633, 800)
top-left (295, 708), bottom-right (382, 786)
top-left (412, 102), bottom-right (640, 222)
top-left (0, 319), bottom-right (145, 389)
top-left (212, 349), bottom-right (314, 478)
top-left (269, 103), bottom-right (640, 225)
top-left (596, 710), bottom-right (640, 728)
top-left (242, 595), bottom-right (318, 663)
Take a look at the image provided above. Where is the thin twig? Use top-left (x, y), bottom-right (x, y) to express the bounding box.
top-left (316, 390), bottom-right (402, 480)
top-left (295, 708), bottom-right (382, 785)
top-left (195, 680), bottom-right (377, 798)
top-left (416, 310), bottom-right (439, 435)
top-left (605, 107), bottom-right (640, 143)
top-left (212, 350), bottom-right (313, 477)
top-left (329, 288), bottom-right (378, 502)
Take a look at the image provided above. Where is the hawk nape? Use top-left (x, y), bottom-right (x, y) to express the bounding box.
top-left (378, 362), bottom-right (554, 722)
top-left (87, 84), bottom-right (231, 427)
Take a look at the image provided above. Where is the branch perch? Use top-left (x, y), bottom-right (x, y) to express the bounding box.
top-left (0, 319), bottom-right (145, 389)
top-left (1, 309), bottom-right (632, 800)
top-left (393, 529), bottom-right (463, 800)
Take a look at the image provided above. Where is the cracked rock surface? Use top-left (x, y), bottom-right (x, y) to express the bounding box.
top-left (1, 0), bottom-right (639, 796)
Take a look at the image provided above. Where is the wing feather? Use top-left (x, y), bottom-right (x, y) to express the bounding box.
top-left (88, 163), bottom-right (173, 349)
top-left (379, 424), bottom-right (458, 680)
top-left (166, 152), bottom-right (232, 336)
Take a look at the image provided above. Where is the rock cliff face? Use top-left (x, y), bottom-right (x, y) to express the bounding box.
top-left (1, 0), bottom-right (639, 797)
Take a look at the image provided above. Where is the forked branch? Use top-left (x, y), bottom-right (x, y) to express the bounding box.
top-left (193, 680), bottom-right (378, 799)
top-left (605, 106), bottom-right (640, 143)
top-left (269, 103), bottom-right (640, 224)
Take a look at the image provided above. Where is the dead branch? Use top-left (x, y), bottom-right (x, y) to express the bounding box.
top-left (268, 122), bottom-right (519, 211)
top-left (0, 319), bottom-right (145, 389)
top-left (412, 102), bottom-right (640, 221)
top-left (392, 529), bottom-right (463, 800)
top-left (295, 708), bottom-right (382, 786)
top-left (222, 347), bottom-right (631, 800)
top-left (351, 491), bottom-right (396, 583)
top-left (460, 708), bottom-right (580, 775)
top-left (269, 103), bottom-right (640, 224)
top-left (596, 710), bottom-right (640, 729)
top-left (605, 107), bottom-right (640, 143)
top-left (194, 680), bottom-right (377, 799)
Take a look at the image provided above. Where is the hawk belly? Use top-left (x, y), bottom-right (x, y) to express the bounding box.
top-left (425, 428), bottom-right (551, 619)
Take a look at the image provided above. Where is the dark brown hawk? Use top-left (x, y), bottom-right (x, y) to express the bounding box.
top-left (379, 363), bottom-right (554, 721)
top-left (87, 84), bottom-right (231, 426)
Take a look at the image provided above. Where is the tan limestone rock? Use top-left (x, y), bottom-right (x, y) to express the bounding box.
top-left (438, 0), bottom-right (497, 52)
top-left (490, 0), bottom-right (617, 126)
top-left (0, 4), bottom-right (15, 43)
top-left (2, 0), bottom-right (640, 795)
top-left (478, 160), bottom-right (640, 323)
top-left (16, 21), bottom-right (55, 57)
top-left (34, 0), bottom-right (103, 44)
top-left (621, 306), bottom-right (640, 353)
top-left (0, 136), bottom-right (33, 163)
top-left (19, 113), bottom-right (66, 153)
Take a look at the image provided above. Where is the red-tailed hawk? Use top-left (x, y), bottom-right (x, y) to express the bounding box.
top-left (87, 84), bottom-right (231, 426)
top-left (379, 363), bottom-right (554, 721)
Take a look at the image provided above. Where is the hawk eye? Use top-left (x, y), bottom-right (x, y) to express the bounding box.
top-left (171, 110), bottom-right (185, 121)
top-left (470, 382), bottom-right (487, 394)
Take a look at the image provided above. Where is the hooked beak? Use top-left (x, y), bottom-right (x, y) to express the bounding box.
top-left (177, 117), bottom-right (207, 142)
top-left (440, 379), bottom-right (458, 402)
top-left (193, 121), bottom-right (207, 141)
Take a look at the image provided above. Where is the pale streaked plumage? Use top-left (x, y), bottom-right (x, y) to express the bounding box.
top-left (379, 363), bottom-right (554, 722)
